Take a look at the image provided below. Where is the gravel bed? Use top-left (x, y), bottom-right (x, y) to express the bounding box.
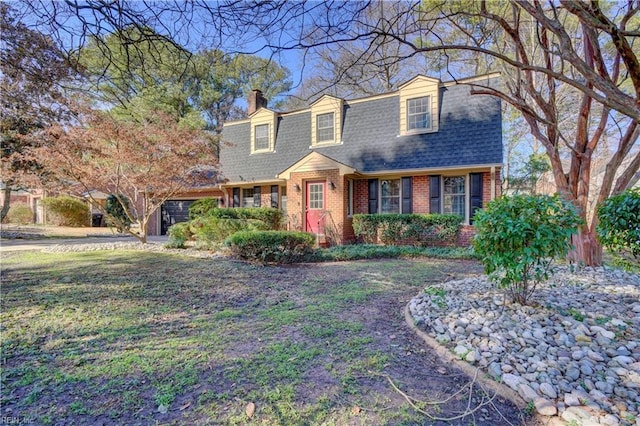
top-left (42, 241), bottom-right (226, 259)
top-left (409, 266), bottom-right (640, 425)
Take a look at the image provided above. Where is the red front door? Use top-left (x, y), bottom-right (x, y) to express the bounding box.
top-left (305, 181), bottom-right (325, 234)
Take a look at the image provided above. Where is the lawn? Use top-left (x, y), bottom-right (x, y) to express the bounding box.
top-left (1, 250), bottom-right (529, 425)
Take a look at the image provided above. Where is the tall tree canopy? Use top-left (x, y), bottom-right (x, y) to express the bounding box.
top-left (0, 3), bottom-right (78, 221)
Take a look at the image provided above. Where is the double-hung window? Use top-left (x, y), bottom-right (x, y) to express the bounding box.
top-left (316, 112), bottom-right (334, 143)
top-left (380, 179), bottom-right (401, 213)
top-left (254, 124), bottom-right (269, 151)
top-left (407, 96), bottom-right (431, 131)
top-left (443, 176), bottom-right (465, 218)
top-left (242, 188), bottom-right (254, 208)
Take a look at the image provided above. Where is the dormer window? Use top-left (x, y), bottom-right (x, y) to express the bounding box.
top-left (310, 95), bottom-right (343, 147)
top-left (407, 96), bottom-right (431, 131)
top-left (254, 124), bottom-right (270, 151)
top-left (316, 113), bottom-right (334, 142)
top-left (398, 75), bottom-right (440, 135)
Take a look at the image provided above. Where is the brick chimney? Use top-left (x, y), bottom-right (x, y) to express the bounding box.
top-left (247, 89), bottom-right (268, 115)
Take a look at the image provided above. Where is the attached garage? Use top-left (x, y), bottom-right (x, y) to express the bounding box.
top-left (160, 200), bottom-right (195, 235)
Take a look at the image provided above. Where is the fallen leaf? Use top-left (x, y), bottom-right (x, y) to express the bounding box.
top-left (179, 402), bottom-right (191, 411)
top-left (245, 402), bottom-right (255, 418)
top-left (351, 406), bottom-right (361, 415)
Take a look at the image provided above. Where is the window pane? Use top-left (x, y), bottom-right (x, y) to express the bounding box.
top-left (380, 179), bottom-right (400, 213)
top-left (254, 124), bottom-right (269, 150)
top-left (316, 113), bottom-right (334, 142)
top-left (443, 176), bottom-right (465, 218)
top-left (407, 97), bottom-right (430, 130)
top-left (242, 188), bottom-right (254, 207)
top-left (308, 183), bottom-right (324, 209)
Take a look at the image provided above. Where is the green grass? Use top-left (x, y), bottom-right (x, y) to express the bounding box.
top-left (1, 249), bottom-right (498, 425)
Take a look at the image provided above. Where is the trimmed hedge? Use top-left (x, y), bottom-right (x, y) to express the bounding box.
top-left (352, 213), bottom-right (462, 246)
top-left (226, 230), bottom-right (315, 263)
top-left (42, 196), bottom-right (90, 227)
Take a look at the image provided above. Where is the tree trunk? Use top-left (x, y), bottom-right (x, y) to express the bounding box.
top-left (1, 185), bottom-right (12, 223)
top-left (569, 227), bottom-right (602, 266)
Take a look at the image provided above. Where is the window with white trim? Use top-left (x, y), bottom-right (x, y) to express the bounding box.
top-left (443, 176), bottom-right (465, 218)
top-left (407, 96), bottom-right (431, 131)
top-left (242, 188), bottom-right (254, 208)
top-left (316, 112), bottom-right (334, 142)
top-left (254, 124), bottom-right (269, 151)
top-left (380, 179), bottom-right (401, 213)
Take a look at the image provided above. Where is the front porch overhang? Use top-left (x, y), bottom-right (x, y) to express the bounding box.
top-left (277, 152), bottom-right (357, 180)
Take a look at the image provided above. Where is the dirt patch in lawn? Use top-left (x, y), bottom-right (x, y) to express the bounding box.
top-left (1, 251), bottom-right (535, 425)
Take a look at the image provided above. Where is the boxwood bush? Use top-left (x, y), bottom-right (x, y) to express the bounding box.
top-left (165, 222), bottom-right (194, 249)
top-left (226, 230), bottom-right (315, 263)
top-left (206, 207), bottom-right (283, 229)
top-left (42, 196), bottom-right (90, 227)
top-left (352, 213), bottom-right (462, 246)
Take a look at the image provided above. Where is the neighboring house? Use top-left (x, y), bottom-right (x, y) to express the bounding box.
top-left (0, 186), bottom-right (47, 224)
top-left (214, 74), bottom-right (503, 245)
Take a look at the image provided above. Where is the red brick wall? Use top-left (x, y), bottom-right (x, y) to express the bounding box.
top-left (354, 179), bottom-right (368, 215)
top-left (412, 176), bottom-right (429, 214)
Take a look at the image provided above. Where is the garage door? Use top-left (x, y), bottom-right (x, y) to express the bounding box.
top-left (160, 200), bottom-right (195, 235)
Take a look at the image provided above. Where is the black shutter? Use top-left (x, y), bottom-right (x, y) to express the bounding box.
top-left (469, 173), bottom-right (483, 224)
top-left (253, 186), bottom-right (261, 207)
top-left (271, 185), bottom-right (278, 208)
top-left (232, 188), bottom-right (240, 208)
top-left (429, 175), bottom-right (441, 213)
top-left (368, 179), bottom-right (379, 214)
top-left (402, 177), bottom-right (412, 214)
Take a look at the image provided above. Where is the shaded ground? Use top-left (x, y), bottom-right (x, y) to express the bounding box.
top-left (1, 250), bottom-right (534, 425)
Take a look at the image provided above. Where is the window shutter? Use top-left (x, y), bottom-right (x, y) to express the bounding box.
top-left (368, 179), bottom-right (379, 214)
top-left (469, 172), bottom-right (483, 224)
top-left (232, 188), bottom-right (240, 208)
top-left (271, 185), bottom-right (278, 208)
top-left (253, 186), bottom-right (261, 207)
top-left (429, 175), bottom-right (441, 213)
top-left (402, 177), bottom-right (412, 214)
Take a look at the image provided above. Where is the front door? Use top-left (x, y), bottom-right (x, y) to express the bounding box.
top-left (305, 181), bottom-right (325, 234)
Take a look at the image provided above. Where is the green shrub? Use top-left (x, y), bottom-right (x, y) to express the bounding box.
top-left (5, 204), bottom-right (33, 225)
top-left (206, 207), bottom-right (283, 230)
top-left (165, 222), bottom-right (193, 249)
top-left (473, 194), bottom-right (582, 305)
top-left (104, 194), bottom-right (132, 232)
top-left (226, 231), bottom-right (315, 263)
top-left (190, 216), bottom-right (269, 249)
top-left (42, 196), bottom-right (90, 227)
top-left (314, 244), bottom-right (477, 262)
top-left (352, 214), bottom-right (462, 246)
top-left (188, 198), bottom-right (219, 219)
top-left (597, 188), bottom-right (640, 258)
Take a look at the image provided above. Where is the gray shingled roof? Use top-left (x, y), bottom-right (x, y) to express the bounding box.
top-left (220, 81), bottom-right (502, 183)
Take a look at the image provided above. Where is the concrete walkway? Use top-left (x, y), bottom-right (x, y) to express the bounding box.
top-left (0, 235), bottom-right (168, 252)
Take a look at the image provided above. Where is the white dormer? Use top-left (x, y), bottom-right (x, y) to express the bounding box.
top-left (310, 95), bottom-right (344, 147)
top-left (249, 107), bottom-right (278, 154)
top-left (398, 75), bottom-right (440, 135)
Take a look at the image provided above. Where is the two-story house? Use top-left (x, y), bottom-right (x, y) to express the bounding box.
top-left (215, 74), bottom-right (503, 245)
